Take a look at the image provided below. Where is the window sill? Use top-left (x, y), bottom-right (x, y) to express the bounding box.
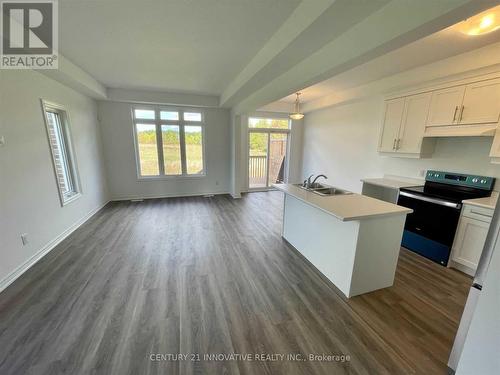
top-left (61, 192), bottom-right (82, 206)
top-left (137, 174), bottom-right (206, 182)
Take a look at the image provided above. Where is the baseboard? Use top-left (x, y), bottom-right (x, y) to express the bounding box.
top-left (0, 200), bottom-right (110, 293)
top-left (448, 259), bottom-right (475, 277)
top-left (111, 191), bottom-right (230, 201)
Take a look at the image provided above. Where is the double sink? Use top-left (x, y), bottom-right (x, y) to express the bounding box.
top-left (295, 182), bottom-right (352, 196)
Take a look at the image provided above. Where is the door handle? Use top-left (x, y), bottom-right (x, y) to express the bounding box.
top-left (396, 138), bottom-right (401, 150)
top-left (453, 105), bottom-right (458, 122)
top-left (393, 138), bottom-right (397, 150)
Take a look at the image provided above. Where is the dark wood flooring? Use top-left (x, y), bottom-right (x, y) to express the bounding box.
top-left (0, 191), bottom-right (471, 375)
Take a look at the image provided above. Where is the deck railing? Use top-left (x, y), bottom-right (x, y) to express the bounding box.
top-left (249, 155), bottom-right (267, 186)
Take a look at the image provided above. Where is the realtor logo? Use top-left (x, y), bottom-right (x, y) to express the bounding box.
top-left (1, 0), bottom-right (58, 69)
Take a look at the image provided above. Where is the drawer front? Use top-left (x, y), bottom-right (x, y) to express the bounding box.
top-left (462, 204), bottom-right (494, 223)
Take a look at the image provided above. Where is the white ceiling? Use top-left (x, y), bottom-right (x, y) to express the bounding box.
top-left (278, 21), bottom-right (500, 104)
top-left (59, 0), bottom-right (300, 95)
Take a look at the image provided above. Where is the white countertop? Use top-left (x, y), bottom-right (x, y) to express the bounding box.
top-left (361, 177), bottom-right (422, 189)
top-left (463, 193), bottom-right (498, 210)
top-left (273, 183), bottom-right (412, 222)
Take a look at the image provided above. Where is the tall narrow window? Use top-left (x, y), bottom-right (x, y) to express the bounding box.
top-left (161, 125), bottom-right (182, 175)
top-left (185, 125), bottom-right (204, 175)
top-left (41, 100), bottom-right (81, 205)
top-left (135, 123), bottom-right (160, 176)
top-left (132, 107), bottom-right (205, 178)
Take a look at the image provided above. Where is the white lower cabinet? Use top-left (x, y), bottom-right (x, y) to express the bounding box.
top-left (450, 204), bottom-right (493, 276)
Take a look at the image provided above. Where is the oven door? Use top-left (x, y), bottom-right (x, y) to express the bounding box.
top-left (397, 191), bottom-right (462, 266)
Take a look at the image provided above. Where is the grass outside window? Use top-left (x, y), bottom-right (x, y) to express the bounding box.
top-left (133, 108), bottom-right (205, 178)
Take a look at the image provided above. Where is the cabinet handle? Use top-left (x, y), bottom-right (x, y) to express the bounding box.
top-left (458, 105), bottom-right (464, 122)
top-left (397, 138), bottom-right (401, 150)
top-left (393, 138), bottom-right (397, 150)
top-left (453, 105), bottom-right (458, 122)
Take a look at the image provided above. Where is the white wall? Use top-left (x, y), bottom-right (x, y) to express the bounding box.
top-left (229, 112), bottom-right (244, 198)
top-left (288, 118), bottom-right (304, 183)
top-left (302, 96), bottom-right (500, 193)
top-left (97, 101), bottom-right (231, 200)
top-left (0, 70), bottom-right (109, 289)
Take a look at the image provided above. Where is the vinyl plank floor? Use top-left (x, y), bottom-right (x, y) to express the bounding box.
top-left (0, 192), bottom-right (470, 375)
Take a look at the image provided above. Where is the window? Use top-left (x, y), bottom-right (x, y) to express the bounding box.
top-left (41, 100), bottom-right (81, 205)
top-left (132, 107), bottom-right (205, 178)
top-left (135, 123), bottom-right (159, 176)
top-left (248, 117), bottom-right (290, 129)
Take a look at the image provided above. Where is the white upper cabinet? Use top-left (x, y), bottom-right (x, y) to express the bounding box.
top-left (380, 73), bottom-right (500, 161)
top-left (426, 77), bottom-right (500, 128)
top-left (379, 98), bottom-right (404, 152)
top-left (426, 85), bottom-right (465, 127)
top-left (398, 93), bottom-right (432, 153)
top-left (489, 128), bottom-right (500, 163)
top-left (460, 78), bottom-right (500, 125)
top-left (378, 93), bottom-right (433, 157)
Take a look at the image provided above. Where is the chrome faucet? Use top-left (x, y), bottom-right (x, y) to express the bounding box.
top-left (303, 174), bottom-right (314, 188)
top-left (302, 174), bottom-right (328, 189)
top-left (311, 174), bottom-right (328, 186)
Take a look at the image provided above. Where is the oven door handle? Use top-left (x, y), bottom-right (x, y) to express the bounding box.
top-left (399, 191), bottom-right (462, 209)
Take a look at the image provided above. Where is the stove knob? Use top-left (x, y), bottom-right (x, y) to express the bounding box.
top-left (472, 178), bottom-right (478, 183)
top-left (481, 179), bottom-right (487, 184)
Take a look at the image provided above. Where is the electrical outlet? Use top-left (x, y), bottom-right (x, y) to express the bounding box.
top-left (0, 136), bottom-right (5, 146)
top-left (21, 233), bottom-right (29, 246)
top-left (215, 180), bottom-right (219, 186)
top-left (418, 169), bottom-right (426, 177)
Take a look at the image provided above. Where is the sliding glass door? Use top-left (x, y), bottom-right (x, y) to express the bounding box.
top-left (248, 117), bottom-right (290, 190)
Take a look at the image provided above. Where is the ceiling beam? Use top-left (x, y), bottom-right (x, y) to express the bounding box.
top-left (38, 54), bottom-right (107, 99)
top-left (226, 0), bottom-right (498, 115)
top-left (220, 0), bottom-right (335, 107)
top-left (106, 88), bottom-right (219, 107)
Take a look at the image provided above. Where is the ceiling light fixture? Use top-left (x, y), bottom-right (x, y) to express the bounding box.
top-left (458, 6), bottom-right (500, 36)
top-left (289, 92), bottom-right (304, 120)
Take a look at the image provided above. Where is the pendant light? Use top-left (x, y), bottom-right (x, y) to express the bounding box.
top-left (289, 92), bottom-right (304, 120)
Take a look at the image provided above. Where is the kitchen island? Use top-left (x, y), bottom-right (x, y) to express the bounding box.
top-left (274, 183), bottom-right (412, 298)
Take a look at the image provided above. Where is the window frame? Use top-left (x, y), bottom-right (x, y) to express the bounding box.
top-left (248, 116), bottom-right (291, 130)
top-left (247, 115), bottom-right (291, 191)
top-left (41, 99), bottom-right (82, 206)
top-left (131, 106), bottom-right (206, 180)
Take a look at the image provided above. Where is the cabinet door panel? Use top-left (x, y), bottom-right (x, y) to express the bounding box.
top-left (427, 85), bottom-right (465, 127)
top-left (460, 78), bottom-right (500, 125)
top-left (379, 98), bottom-right (404, 152)
top-left (489, 128), bottom-right (500, 158)
top-left (452, 217), bottom-right (490, 270)
top-left (397, 92), bottom-right (431, 153)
